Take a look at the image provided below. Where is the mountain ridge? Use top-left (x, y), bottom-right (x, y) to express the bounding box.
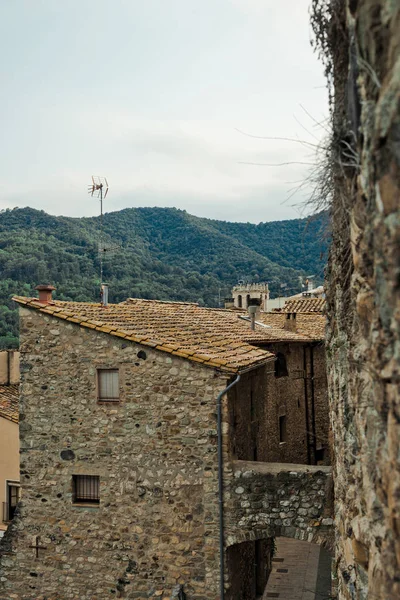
top-left (0, 206), bottom-right (328, 347)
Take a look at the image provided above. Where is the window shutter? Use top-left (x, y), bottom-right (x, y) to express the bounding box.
top-left (98, 369), bottom-right (119, 401)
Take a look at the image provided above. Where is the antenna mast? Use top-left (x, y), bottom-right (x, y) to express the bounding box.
top-left (88, 175), bottom-right (110, 292)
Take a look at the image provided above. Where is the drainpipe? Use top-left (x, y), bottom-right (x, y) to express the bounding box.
top-left (303, 347), bottom-right (311, 465)
top-left (310, 345), bottom-right (317, 464)
top-left (217, 373), bottom-right (241, 600)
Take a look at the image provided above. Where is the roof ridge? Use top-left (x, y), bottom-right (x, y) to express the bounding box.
top-left (122, 298), bottom-right (199, 306)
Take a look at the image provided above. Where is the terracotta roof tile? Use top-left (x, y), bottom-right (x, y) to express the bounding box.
top-left (13, 297), bottom-right (281, 372)
top-left (0, 385), bottom-right (19, 423)
top-left (13, 295), bottom-right (326, 371)
top-left (281, 297), bottom-right (326, 314)
top-left (259, 312), bottom-right (326, 341)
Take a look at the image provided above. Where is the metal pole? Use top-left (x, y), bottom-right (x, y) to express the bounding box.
top-left (217, 374), bottom-right (241, 600)
top-left (100, 186), bottom-right (103, 286)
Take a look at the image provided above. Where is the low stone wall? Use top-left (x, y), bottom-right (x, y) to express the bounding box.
top-left (225, 461), bottom-right (334, 548)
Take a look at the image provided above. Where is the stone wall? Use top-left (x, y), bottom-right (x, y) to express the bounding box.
top-left (225, 538), bottom-right (272, 600)
top-left (228, 343), bottom-right (330, 466)
top-left (0, 307), bottom-right (230, 600)
top-left (224, 461), bottom-right (334, 549)
top-left (322, 0), bottom-right (400, 598)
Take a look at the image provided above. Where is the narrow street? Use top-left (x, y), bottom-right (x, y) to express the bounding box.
top-left (262, 538), bottom-right (332, 600)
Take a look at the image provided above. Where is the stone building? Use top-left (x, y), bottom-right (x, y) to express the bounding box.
top-left (313, 0), bottom-right (400, 598)
top-left (0, 288), bottom-right (333, 599)
top-left (0, 351), bottom-right (20, 536)
top-left (231, 282), bottom-right (269, 311)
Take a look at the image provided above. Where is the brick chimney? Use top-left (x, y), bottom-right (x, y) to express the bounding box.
top-left (35, 284), bottom-right (56, 304)
top-left (284, 312), bottom-right (297, 332)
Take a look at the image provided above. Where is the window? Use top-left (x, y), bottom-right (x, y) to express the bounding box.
top-left (3, 482), bottom-right (20, 521)
top-left (279, 415), bottom-right (287, 443)
top-left (238, 295), bottom-right (242, 308)
top-left (275, 353), bottom-right (288, 378)
top-left (72, 475), bottom-right (100, 504)
top-left (97, 369), bottom-right (119, 402)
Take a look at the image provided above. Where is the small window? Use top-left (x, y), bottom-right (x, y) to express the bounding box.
top-left (97, 369), bottom-right (119, 402)
top-left (275, 353), bottom-right (288, 378)
top-left (72, 475), bottom-right (100, 504)
top-left (3, 482), bottom-right (20, 521)
top-left (279, 415), bottom-right (287, 443)
top-left (238, 295), bottom-right (242, 308)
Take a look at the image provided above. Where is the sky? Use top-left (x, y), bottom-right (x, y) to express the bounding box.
top-left (0, 0), bottom-right (328, 223)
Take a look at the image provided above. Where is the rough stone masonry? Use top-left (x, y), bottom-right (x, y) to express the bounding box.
top-left (319, 0), bottom-right (400, 598)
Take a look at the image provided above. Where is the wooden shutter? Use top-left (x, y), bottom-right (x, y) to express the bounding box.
top-left (98, 369), bottom-right (119, 401)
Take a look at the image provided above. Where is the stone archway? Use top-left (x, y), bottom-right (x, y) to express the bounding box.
top-left (225, 461), bottom-right (334, 551)
top-left (226, 525), bottom-right (333, 551)
top-left (224, 461), bottom-right (334, 600)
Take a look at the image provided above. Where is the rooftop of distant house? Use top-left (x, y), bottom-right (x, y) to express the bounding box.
top-left (280, 297), bottom-right (326, 313)
top-left (0, 385), bottom-right (19, 424)
top-left (13, 291), bottom-right (325, 374)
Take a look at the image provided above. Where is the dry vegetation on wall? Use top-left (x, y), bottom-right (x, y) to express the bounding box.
top-left (310, 0), bottom-right (357, 322)
top-left (311, 0), bottom-right (400, 598)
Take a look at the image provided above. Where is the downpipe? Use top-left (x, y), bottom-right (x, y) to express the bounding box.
top-left (217, 374), bottom-right (241, 600)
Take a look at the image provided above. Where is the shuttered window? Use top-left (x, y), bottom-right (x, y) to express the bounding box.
top-left (97, 369), bottom-right (119, 402)
top-left (72, 475), bottom-right (100, 504)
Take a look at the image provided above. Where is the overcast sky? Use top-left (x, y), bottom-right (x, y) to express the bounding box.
top-left (0, 0), bottom-right (328, 223)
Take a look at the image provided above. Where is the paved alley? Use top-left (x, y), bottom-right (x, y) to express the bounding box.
top-left (262, 538), bottom-right (332, 600)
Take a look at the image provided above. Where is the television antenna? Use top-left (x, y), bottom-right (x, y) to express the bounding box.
top-left (88, 176), bottom-right (118, 291)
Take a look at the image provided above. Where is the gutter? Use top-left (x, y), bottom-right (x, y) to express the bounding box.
top-left (217, 373), bottom-right (241, 600)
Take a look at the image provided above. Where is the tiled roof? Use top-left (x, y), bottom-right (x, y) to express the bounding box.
top-left (13, 296), bottom-right (326, 371)
top-left (13, 297), bottom-right (279, 373)
top-left (0, 385), bottom-right (19, 423)
top-left (281, 297), bottom-right (326, 314)
top-left (259, 312), bottom-right (326, 341)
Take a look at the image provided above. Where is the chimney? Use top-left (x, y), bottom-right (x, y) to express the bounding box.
top-left (0, 351), bottom-right (19, 385)
top-left (284, 312), bottom-right (297, 332)
top-left (35, 284), bottom-right (56, 305)
top-left (247, 298), bottom-right (261, 330)
top-left (100, 283), bottom-right (109, 307)
top-left (306, 277), bottom-right (314, 292)
top-left (224, 297), bottom-right (235, 310)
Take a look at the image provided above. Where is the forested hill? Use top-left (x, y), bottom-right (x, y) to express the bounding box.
top-left (0, 206), bottom-right (328, 347)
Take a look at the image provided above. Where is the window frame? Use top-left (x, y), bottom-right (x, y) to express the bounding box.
top-left (3, 480), bottom-right (20, 522)
top-left (96, 368), bottom-right (120, 403)
top-left (72, 475), bottom-right (100, 506)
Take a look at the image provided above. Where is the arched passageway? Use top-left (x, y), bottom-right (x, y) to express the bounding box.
top-left (224, 461), bottom-right (334, 599)
top-left (225, 461), bottom-right (334, 550)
